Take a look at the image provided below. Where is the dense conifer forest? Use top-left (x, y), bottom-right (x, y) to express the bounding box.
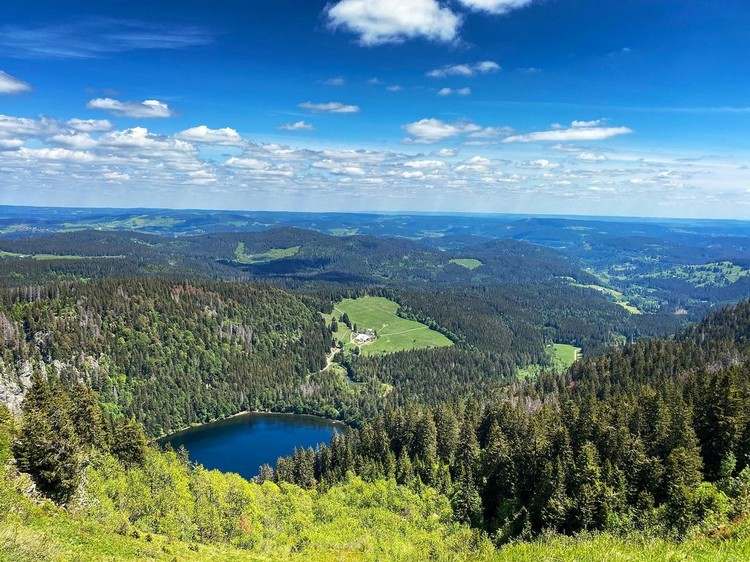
top-left (275, 300), bottom-right (750, 542)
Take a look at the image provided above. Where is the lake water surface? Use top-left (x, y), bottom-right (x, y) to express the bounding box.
top-left (162, 412), bottom-right (341, 479)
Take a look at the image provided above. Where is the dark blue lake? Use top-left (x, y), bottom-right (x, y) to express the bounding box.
top-left (161, 412), bottom-right (342, 479)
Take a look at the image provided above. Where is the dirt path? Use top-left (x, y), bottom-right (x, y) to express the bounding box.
top-left (322, 346), bottom-right (341, 371)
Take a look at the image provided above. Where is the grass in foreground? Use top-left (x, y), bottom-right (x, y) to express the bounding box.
top-left (4, 484), bottom-right (750, 562)
top-left (0, 452), bottom-right (489, 562)
top-left (491, 527), bottom-right (750, 562)
top-left (325, 296), bottom-right (453, 355)
top-left (449, 258), bottom-right (483, 270)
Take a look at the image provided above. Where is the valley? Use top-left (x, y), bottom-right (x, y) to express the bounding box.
top-left (0, 207), bottom-right (749, 560)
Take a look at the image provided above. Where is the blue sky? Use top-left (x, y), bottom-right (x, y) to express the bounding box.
top-left (1, 0), bottom-right (749, 218)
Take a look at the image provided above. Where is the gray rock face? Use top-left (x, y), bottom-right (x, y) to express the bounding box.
top-left (0, 360), bottom-right (33, 414)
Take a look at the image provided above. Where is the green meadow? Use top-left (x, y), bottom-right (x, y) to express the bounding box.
top-left (0, 251), bottom-right (124, 261)
top-left (325, 296), bottom-right (453, 355)
top-left (647, 261), bottom-right (750, 287)
top-left (233, 242), bottom-right (300, 264)
top-left (449, 258), bottom-right (483, 270)
top-left (573, 283), bottom-right (642, 314)
top-left (517, 343), bottom-right (581, 379)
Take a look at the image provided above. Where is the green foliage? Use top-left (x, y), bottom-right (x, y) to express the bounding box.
top-left (76, 448), bottom-right (491, 560)
top-left (111, 419), bottom-right (148, 467)
top-left (13, 375), bottom-right (83, 504)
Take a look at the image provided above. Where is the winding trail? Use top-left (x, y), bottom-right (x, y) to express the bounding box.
top-left (322, 346), bottom-right (341, 372)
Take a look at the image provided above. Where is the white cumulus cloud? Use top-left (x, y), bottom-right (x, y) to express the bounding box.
top-left (103, 171), bottom-right (130, 182)
top-left (577, 151), bottom-right (607, 161)
top-left (437, 87), bottom-right (471, 96)
top-left (280, 121), bottom-right (314, 131)
top-left (427, 60), bottom-right (500, 78)
top-left (503, 120), bottom-right (633, 143)
top-left (404, 159), bottom-right (446, 169)
top-left (87, 98), bottom-right (173, 118)
top-left (225, 157), bottom-right (270, 170)
top-left (50, 132), bottom-right (98, 150)
top-left (457, 0), bottom-right (534, 15)
top-left (403, 118), bottom-right (478, 143)
top-left (326, 0), bottom-right (461, 45)
top-left (0, 138), bottom-right (23, 150)
top-left (526, 159), bottom-right (559, 169)
top-left (67, 118), bottom-right (112, 132)
top-left (18, 147), bottom-right (97, 163)
top-left (299, 101), bottom-right (360, 114)
top-left (572, 119), bottom-right (604, 128)
top-left (176, 125), bottom-right (243, 145)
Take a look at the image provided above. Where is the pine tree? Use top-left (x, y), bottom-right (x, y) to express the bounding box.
top-left (413, 412), bottom-right (438, 468)
top-left (14, 386), bottom-right (82, 503)
top-left (570, 442), bottom-right (609, 531)
top-left (539, 458), bottom-right (571, 532)
top-left (111, 418), bottom-right (148, 467)
top-left (664, 444), bottom-right (704, 535)
top-left (257, 463), bottom-right (274, 483)
top-left (481, 420), bottom-right (516, 531)
top-left (396, 448), bottom-right (414, 486)
top-left (70, 383), bottom-right (107, 450)
top-left (452, 471), bottom-right (483, 527)
top-left (434, 404), bottom-right (459, 463)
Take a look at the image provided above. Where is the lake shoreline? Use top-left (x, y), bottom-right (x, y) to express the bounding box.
top-left (155, 409), bottom-right (348, 442)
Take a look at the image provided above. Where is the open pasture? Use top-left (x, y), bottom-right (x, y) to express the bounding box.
top-left (327, 296), bottom-right (453, 355)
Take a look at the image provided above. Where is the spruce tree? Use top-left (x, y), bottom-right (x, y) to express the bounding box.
top-left (111, 418), bottom-right (148, 467)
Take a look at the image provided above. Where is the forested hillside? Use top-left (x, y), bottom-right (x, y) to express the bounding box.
top-left (0, 279), bottom-right (332, 435)
top-left (276, 300), bottom-right (750, 544)
top-left (3, 301), bottom-right (750, 560)
top-left (0, 227), bottom-right (685, 383)
top-left (3, 207), bottom-right (748, 317)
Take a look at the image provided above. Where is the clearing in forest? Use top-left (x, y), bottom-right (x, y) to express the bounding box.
top-left (233, 242), bottom-right (300, 264)
top-left (517, 343), bottom-right (582, 379)
top-left (324, 296), bottom-right (453, 356)
top-left (573, 283), bottom-right (642, 314)
top-left (449, 258), bottom-right (483, 270)
top-left (0, 251), bottom-right (124, 261)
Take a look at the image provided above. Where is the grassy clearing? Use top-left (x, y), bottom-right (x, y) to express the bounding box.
top-left (0, 251), bottom-right (124, 261)
top-left (517, 343), bottom-right (581, 380)
top-left (647, 261), bottom-right (750, 288)
top-left (61, 216), bottom-right (183, 231)
top-left (449, 258), bottom-right (483, 270)
top-left (324, 296), bottom-right (453, 356)
top-left (551, 343), bottom-right (580, 369)
top-left (328, 228), bottom-right (359, 236)
top-left (233, 242), bottom-right (300, 264)
top-left (573, 283), bottom-right (642, 314)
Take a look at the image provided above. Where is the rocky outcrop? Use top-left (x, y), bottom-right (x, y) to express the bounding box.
top-left (0, 360), bottom-right (33, 414)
